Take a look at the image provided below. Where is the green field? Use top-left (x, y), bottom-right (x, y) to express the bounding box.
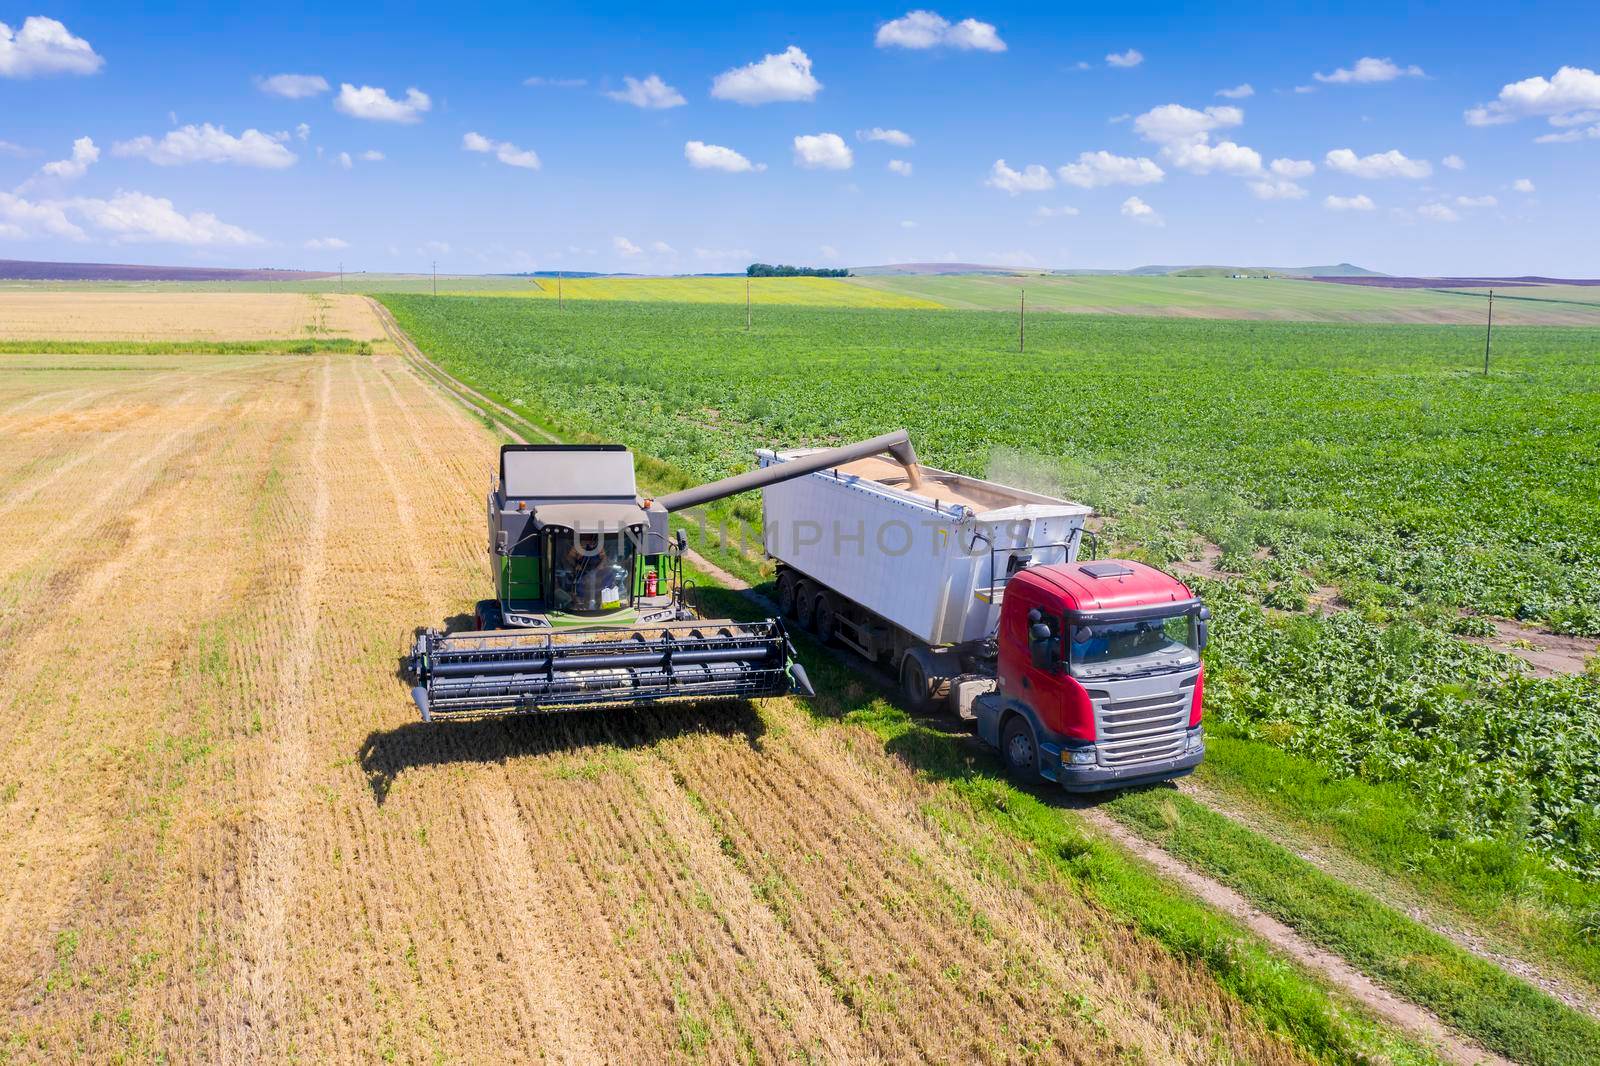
top-left (382, 293), bottom-right (1600, 889)
top-left (845, 273), bottom-right (1600, 325)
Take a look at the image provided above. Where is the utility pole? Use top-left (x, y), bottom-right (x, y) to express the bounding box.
top-left (1483, 289), bottom-right (1494, 375)
top-left (1019, 288), bottom-right (1026, 353)
top-left (339, 261), bottom-right (344, 294)
top-left (746, 277), bottom-right (751, 331)
top-left (432, 260), bottom-right (437, 297)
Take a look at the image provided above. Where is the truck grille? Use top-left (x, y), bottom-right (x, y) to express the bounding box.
top-left (1089, 682), bottom-right (1193, 768)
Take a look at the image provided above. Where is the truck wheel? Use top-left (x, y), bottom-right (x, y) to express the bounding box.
top-left (813, 592), bottom-right (837, 644)
top-left (900, 655), bottom-right (933, 712)
top-left (1001, 715), bottom-right (1041, 784)
top-left (794, 582), bottom-right (817, 631)
top-left (474, 600), bottom-right (502, 631)
top-left (776, 571), bottom-right (798, 619)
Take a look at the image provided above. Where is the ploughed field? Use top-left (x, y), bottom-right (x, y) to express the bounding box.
top-left (382, 294), bottom-right (1600, 882)
top-left (0, 291), bottom-right (387, 343)
top-left (0, 351), bottom-right (1327, 1062)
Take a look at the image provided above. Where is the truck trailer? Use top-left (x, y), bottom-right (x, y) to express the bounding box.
top-left (758, 445), bottom-right (1208, 791)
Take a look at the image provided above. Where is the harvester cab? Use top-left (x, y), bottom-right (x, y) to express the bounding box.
top-left (404, 431), bottom-right (925, 721)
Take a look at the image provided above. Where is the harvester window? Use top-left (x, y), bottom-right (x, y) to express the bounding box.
top-left (547, 529), bottom-right (638, 614)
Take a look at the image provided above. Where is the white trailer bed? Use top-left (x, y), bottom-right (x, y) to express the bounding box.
top-left (757, 449), bottom-right (1092, 648)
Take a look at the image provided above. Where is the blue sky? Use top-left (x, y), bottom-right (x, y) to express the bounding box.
top-left (3, 2), bottom-right (1598, 275)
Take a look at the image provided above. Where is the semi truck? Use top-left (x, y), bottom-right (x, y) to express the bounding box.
top-left (757, 446), bottom-right (1208, 791)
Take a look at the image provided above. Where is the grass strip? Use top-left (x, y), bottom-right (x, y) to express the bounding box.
top-left (1197, 728), bottom-right (1600, 992)
top-left (1104, 783), bottom-right (1600, 1065)
top-left (0, 338), bottom-right (374, 355)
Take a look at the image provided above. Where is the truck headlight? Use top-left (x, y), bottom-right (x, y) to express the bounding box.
top-left (1068, 747), bottom-right (1096, 766)
top-left (1186, 727), bottom-right (1204, 752)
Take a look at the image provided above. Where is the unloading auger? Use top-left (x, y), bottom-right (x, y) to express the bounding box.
top-left (403, 431), bottom-right (923, 720)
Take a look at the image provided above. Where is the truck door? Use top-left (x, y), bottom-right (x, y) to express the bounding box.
top-left (999, 581), bottom-right (1078, 738)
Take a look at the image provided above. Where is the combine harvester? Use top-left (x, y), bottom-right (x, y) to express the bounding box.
top-left (407, 429), bottom-right (1207, 791)
top-left (405, 432), bottom-right (923, 720)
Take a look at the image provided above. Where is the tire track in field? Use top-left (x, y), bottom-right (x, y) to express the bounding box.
top-left (221, 358), bottom-right (332, 1057)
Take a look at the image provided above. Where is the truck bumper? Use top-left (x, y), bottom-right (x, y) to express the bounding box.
top-left (1040, 728), bottom-right (1204, 793)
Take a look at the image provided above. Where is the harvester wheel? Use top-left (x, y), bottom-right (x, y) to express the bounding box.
top-left (1002, 715), bottom-right (1041, 784)
top-left (813, 592), bottom-right (837, 644)
top-left (794, 581), bottom-right (817, 631)
top-left (899, 654), bottom-right (933, 712)
top-left (776, 571), bottom-right (798, 618)
top-left (474, 599), bottom-right (502, 631)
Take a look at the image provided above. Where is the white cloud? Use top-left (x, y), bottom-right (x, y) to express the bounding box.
top-left (1034, 205), bottom-right (1079, 218)
top-left (1513, 178), bottom-right (1535, 193)
top-left (887, 158), bottom-right (913, 176)
top-left (984, 159), bottom-right (1054, 194)
top-left (1248, 179), bottom-right (1307, 200)
top-left (1270, 157), bottom-right (1315, 179)
top-left (0, 16), bottom-right (102, 78)
top-left (650, 240), bottom-right (675, 254)
top-left (1417, 202), bottom-right (1459, 222)
top-left (818, 245), bottom-right (839, 259)
top-left (1120, 196), bottom-right (1160, 223)
top-left (39, 136), bottom-right (99, 181)
top-left (1133, 103), bottom-right (1244, 146)
top-left (1106, 49), bottom-right (1144, 68)
top-left (1441, 153), bottom-right (1465, 170)
top-left (1216, 83), bottom-right (1254, 99)
top-left (305, 237), bottom-right (348, 250)
top-left (684, 140), bottom-right (765, 172)
top-left (1324, 193), bottom-right (1376, 211)
top-left (1315, 57), bottom-right (1424, 85)
top-left (1058, 150), bottom-right (1164, 188)
top-left (1535, 124), bottom-right (1600, 143)
top-left (0, 190), bottom-right (85, 239)
top-left (1167, 140), bottom-right (1262, 176)
top-left (1292, 85), bottom-right (1316, 94)
top-left (1455, 194), bottom-right (1497, 208)
top-left (858, 127), bottom-right (913, 147)
top-left (112, 123), bottom-right (297, 169)
top-left (875, 11), bottom-right (1006, 52)
top-left (711, 45), bottom-right (821, 104)
top-left (899, 219), bottom-right (917, 229)
top-left (1324, 147), bottom-right (1431, 179)
top-left (1465, 66), bottom-right (1600, 129)
top-left (337, 151), bottom-right (353, 169)
top-left (360, 149), bottom-right (384, 162)
top-left (605, 74), bottom-right (686, 109)
top-left (67, 191), bottom-right (261, 245)
top-left (334, 83), bottom-right (431, 123)
top-left (422, 240), bottom-right (450, 255)
top-left (792, 132), bottom-right (852, 169)
top-left (613, 236), bottom-right (642, 256)
top-left (462, 131), bottom-right (541, 170)
top-left (295, 122), bottom-right (311, 142)
top-left (0, 139), bottom-right (30, 157)
top-left (256, 73), bottom-right (328, 99)
top-left (524, 76), bottom-right (587, 88)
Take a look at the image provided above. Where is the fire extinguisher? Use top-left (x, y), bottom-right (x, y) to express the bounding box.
top-left (645, 569), bottom-right (658, 596)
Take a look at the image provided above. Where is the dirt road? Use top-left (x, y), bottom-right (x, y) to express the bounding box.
top-left (0, 351), bottom-right (1318, 1063)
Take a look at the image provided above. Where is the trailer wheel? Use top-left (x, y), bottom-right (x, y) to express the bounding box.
top-left (813, 592), bottom-right (837, 644)
top-left (474, 600), bottom-right (502, 631)
top-left (1001, 715), bottom-right (1041, 783)
top-left (776, 571), bottom-right (798, 619)
top-left (794, 581), bottom-right (817, 631)
top-left (900, 655), bottom-right (933, 712)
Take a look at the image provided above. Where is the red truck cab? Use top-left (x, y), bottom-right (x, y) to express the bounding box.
top-left (974, 560), bottom-right (1208, 791)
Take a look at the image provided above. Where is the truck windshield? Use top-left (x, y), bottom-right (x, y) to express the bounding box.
top-left (546, 530), bottom-right (637, 614)
top-left (1067, 612), bottom-right (1199, 678)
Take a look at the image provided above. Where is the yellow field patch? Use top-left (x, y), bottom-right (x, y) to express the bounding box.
top-left (0, 291), bottom-right (388, 341)
top-left (511, 275), bottom-right (942, 309)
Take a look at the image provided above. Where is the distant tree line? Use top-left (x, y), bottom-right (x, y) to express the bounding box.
top-left (746, 263), bottom-right (850, 278)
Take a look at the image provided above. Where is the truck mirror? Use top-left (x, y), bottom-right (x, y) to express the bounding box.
top-left (675, 528), bottom-right (687, 553)
top-left (1196, 605), bottom-right (1211, 651)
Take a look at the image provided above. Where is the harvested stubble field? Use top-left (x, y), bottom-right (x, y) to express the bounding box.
top-left (1, 350), bottom-right (1357, 1063)
top-left (0, 292), bottom-right (387, 342)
